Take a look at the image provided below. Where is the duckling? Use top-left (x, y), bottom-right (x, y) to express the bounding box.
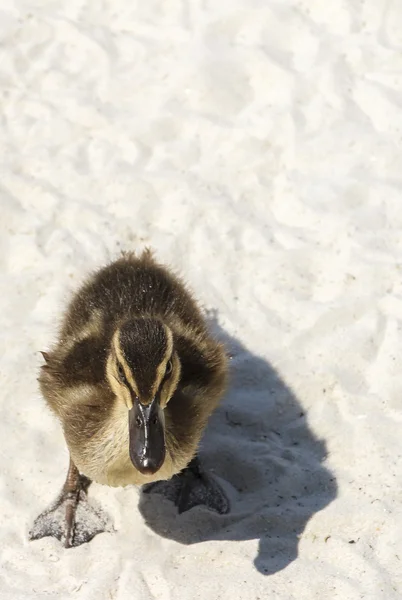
top-left (29, 249), bottom-right (229, 548)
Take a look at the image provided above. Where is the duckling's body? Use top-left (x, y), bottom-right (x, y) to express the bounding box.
top-left (31, 250), bottom-right (228, 547)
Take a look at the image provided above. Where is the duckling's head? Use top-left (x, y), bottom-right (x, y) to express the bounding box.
top-left (106, 318), bottom-right (180, 476)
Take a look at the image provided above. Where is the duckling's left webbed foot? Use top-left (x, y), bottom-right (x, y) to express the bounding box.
top-left (143, 457), bottom-right (230, 515)
top-left (29, 459), bottom-right (110, 548)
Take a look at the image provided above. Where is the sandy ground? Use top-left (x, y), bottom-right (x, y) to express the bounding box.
top-left (1, 1), bottom-right (402, 598)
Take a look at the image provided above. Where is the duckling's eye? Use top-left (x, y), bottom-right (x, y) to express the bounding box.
top-left (117, 363), bottom-right (127, 384)
top-left (165, 359), bottom-right (172, 378)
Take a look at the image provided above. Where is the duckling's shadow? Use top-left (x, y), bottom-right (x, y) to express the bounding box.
top-left (139, 318), bottom-right (337, 575)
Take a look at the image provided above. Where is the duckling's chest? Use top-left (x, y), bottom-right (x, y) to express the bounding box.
top-left (68, 405), bottom-right (181, 487)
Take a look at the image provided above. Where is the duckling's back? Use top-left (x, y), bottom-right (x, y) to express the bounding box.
top-left (61, 250), bottom-right (206, 345)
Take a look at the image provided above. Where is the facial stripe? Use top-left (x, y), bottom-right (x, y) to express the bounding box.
top-left (151, 326), bottom-right (173, 398)
top-left (106, 353), bottom-right (133, 410)
top-left (112, 330), bottom-right (140, 398)
top-left (113, 323), bottom-right (174, 405)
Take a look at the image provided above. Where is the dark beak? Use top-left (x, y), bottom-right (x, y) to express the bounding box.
top-left (128, 395), bottom-right (166, 475)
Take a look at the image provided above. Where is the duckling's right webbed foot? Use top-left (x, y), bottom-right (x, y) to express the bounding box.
top-left (29, 459), bottom-right (111, 548)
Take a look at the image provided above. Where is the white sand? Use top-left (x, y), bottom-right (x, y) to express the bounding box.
top-left (1, 1), bottom-right (402, 598)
